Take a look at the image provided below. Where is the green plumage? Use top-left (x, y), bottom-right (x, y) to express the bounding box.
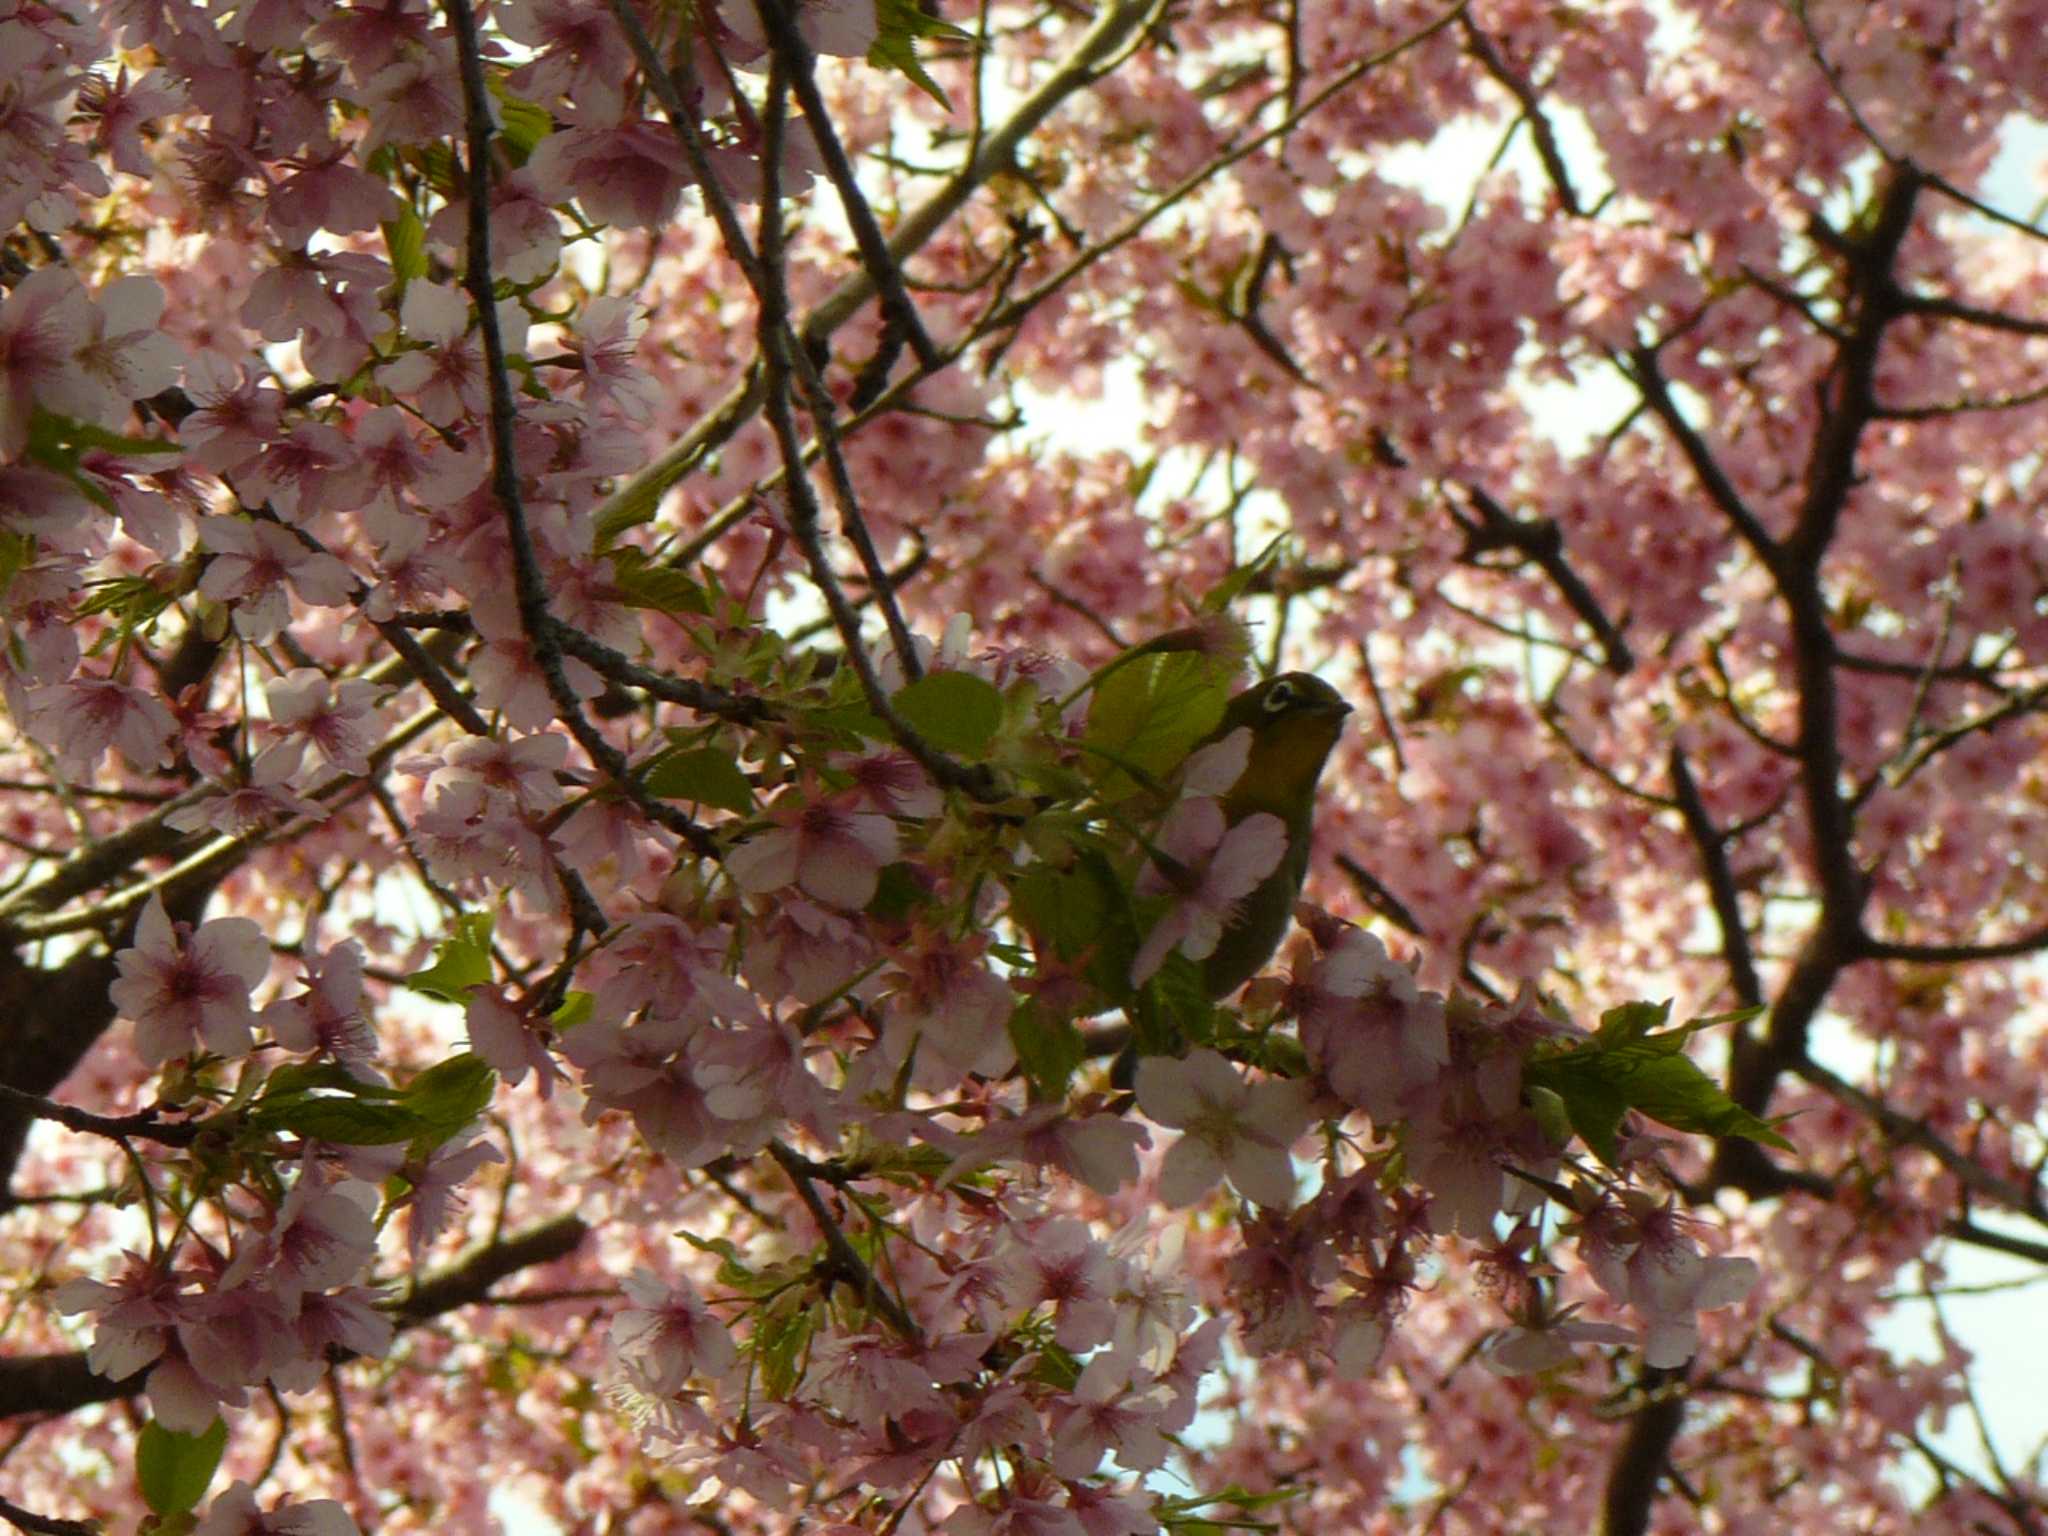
top-left (1198, 673), bottom-right (1351, 997)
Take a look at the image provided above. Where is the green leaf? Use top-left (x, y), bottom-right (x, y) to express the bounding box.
top-left (406, 912), bottom-right (496, 1002)
top-left (678, 1229), bottom-right (756, 1289)
top-left (1592, 999), bottom-right (1672, 1048)
top-left (593, 458), bottom-right (692, 548)
top-left (609, 550), bottom-right (713, 615)
top-left (136, 1418), bottom-right (227, 1516)
top-left (1083, 651), bottom-right (1234, 795)
top-left (1147, 949), bottom-right (1214, 1044)
top-left (1009, 999), bottom-right (1086, 1098)
top-left (1524, 1053), bottom-right (1635, 1164)
top-left (1526, 1004), bottom-right (1794, 1166)
top-left (402, 1052), bottom-right (497, 1137)
top-left (384, 202), bottom-right (427, 284)
top-left (28, 409), bottom-right (181, 459)
top-left (263, 1061), bottom-right (403, 1100)
top-left (866, 861), bottom-right (928, 923)
top-left (74, 574), bottom-right (177, 629)
top-left (552, 989), bottom-right (594, 1030)
top-left (892, 670), bottom-right (1003, 757)
top-left (867, 0), bottom-right (973, 109)
top-left (752, 1297), bottom-right (816, 1398)
top-left (1527, 1082), bottom-right (1575, 1148)
top-left (801, 699), bottom-right (889, 745)
top-left (491, 87), bottom-right (553, 163)
top-left (1007, 864), bottom-right (1108, 965)
top-left (1610, 1052), bottom-right (1793, 1150)
top-left (642, 746), bottom-right (755, 812)
top-left (1072, 846), bottom-right (1142, 1006)
top-left (1201, 534), bottom-right (1287, 614)
top-left (0, 530), bottom-right (33, 604)
top-left (257, 1094), bottom-right (431, 1145)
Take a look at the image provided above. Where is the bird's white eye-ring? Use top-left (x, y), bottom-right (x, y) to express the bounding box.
top-left (1263, 678), bottom-right (1298, 713)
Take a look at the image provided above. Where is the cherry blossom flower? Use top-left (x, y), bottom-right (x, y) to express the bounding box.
top-left (49, 1249), bottom-right (187, 1383)
top-left (499, 0), bottom-right (634, 116)
top-left (464, 986), bottom-right (561, 1096)
top-left (526, 116), bottom-right (695, 229)
top-left (738, 896), bottom-right (876, 1004)
top-left (1130, 731), bottom-right (1288, 986)
top-left (558, 1017), bottom-right (726, 1166)
top-left (198, 516), bottom-right (357, 640)
top-left (267, 142), bottom-right (401, 245)
top-left (835, 748), bottom-right (944, 818)
top-left (69, 276), bottom-right (183, 423)
top-left (413, 781), bottom-right (541, 892)
top-left (611, 1268), bottom-right (738, 1392)
top-left (1575, 1193), bottom-right (1760, 1366)
top-left (358, 49), bottom-right (462, 154)
top-left (727, 791), bottom-right (899, 910)
top-left (1483, 1310), bottom-right (1635, 1376)
top-left (30, 676), bottom-right (177, 779)
top-left (995, 1218), bottom-right (1120, 1352)
top-left (178, 356), bottom-right (285, 475)
top-left (264, 669), bottom-right (385, 776)
top-left (943, 1104), bottom-right (1147, 1198)
top-left (1134, 1048), bottom-right (1310, 1209)
top-left (261, 939), bottom-right (377, 1075)
top-left (592, 913), bottom-right (757, 1033)
top-left (1283, 916), bottom-right (1449, 1124)
top-left (423, 729), bottom-right (571, 815)
top-left (884, 928), bottom-right (1016, 1081)
top-left (194, 1481), bottom-right (360, 1536)
top-left (272, 1286), bottom-right (394, 1393)
top-left (75, 68), bottom-right (184, 176)
top-left (1048, 1353), bottom-right (1173, 1479)
top-left (234, 422), bottom-right (364, 522)
top-left (110, 894), bottom-right (269, 1064)
top-left (223, 1169), bottom-right (379, 1304)
top-left (0, 265), bottom-right (93, 455)
top-left (397, 1130), bottom-right (504, 1263)
top-left (165, 743), bottom-right (327, 838)
top-left (563, 294), bottom-right (661, 421)
top-left (377, 281), bottom-right (529, 426)
top-left (424, 167), bottom-right (564, 286)
top-left (696, 1016), bottom-right (838, 1144)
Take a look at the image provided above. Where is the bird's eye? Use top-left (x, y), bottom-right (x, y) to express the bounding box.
top-left (1263, 678), bottom-right (1298, 714)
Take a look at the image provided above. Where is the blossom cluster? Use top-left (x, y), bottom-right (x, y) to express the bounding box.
top-left (5, 0), bottom-right (2047, 1530)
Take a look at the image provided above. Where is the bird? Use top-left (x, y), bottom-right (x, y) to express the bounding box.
top-left (1194, 671), bottom-right (1352, 998)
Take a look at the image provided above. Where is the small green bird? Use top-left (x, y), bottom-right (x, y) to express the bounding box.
top-left (1197, 672), bottom-right (1351, 997)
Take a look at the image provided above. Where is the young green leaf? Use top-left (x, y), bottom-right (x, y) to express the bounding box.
top-left (892, 670), bottom-right (1004, 757)
top-left (136, 1418), bottom-right (227, 1517)
top-left (406, 912), bottom-right (496, 1002)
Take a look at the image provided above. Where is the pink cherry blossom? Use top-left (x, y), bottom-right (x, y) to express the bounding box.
top-left (194, 1481), bottom-right (359, 1536)
top-left (463, 985), bottom-right (562, 1096)
top-left (0, 265), bottom-right (92, 454)
top-left (1134, 1049), bottom-right (1310, 1210)
top-left (110, 894), bottom-right (269, 1064)
top-left (198, 517), bottom-right (357, 640)
top-left (264, 669), bottom-right (385, 776)
top-left (30, 676), bottom-right (177, 779)
top-left (260, 939), bottom-right (376, 1073)
top-left (996, 1218), bottom-right (1120, 1352)
top-left (1130, 731), bottom-right (1289, 985)
top-left (611, 1268), bottom-right (739, 1392)
top-left (727, 791), bottom-right (900, 910)
top-left (377, 282), bottom-right (529, 427)
top-left (165, 742), bottom-right (328, 837)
